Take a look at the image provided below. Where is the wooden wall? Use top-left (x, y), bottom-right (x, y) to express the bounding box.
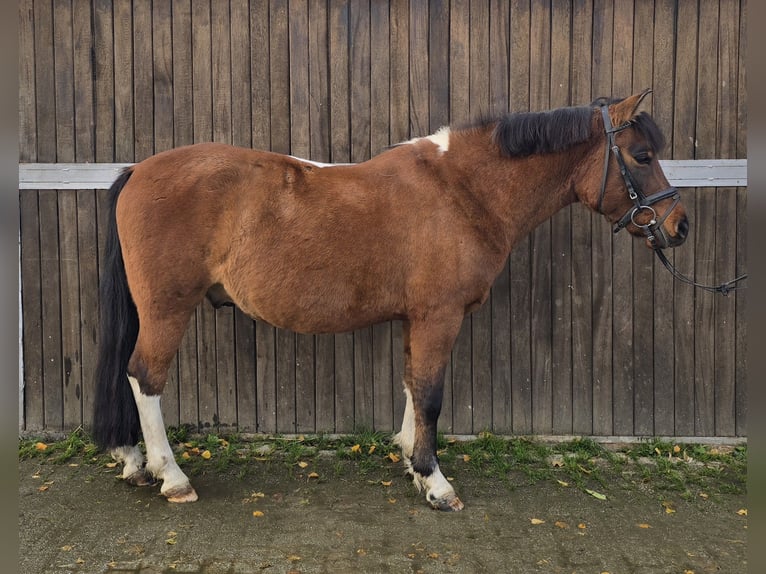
top-left (19, 0), bottom-right (747, 437)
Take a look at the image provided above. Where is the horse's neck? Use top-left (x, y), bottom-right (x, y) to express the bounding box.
top-left (454, 129), bottom-right (589, 252)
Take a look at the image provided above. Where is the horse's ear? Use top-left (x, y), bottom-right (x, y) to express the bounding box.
top-left (610, 88), bottom-right (652, 125)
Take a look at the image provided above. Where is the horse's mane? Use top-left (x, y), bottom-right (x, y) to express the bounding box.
top-left (469, 98), bottom-right (666, 158)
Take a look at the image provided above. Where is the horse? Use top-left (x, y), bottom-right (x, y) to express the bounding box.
top-left (92, 90), bottom-right (688, 511)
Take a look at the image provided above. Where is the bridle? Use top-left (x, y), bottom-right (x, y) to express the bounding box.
top-left (597, 104), bottom-right (747, 295)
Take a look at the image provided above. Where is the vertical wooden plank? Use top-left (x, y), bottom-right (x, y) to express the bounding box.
top-left (19, 0), bottom-right (36, 163)
top-left (651, 0), bottom-right (677, 437)
top-left (39, 190), bottom-right (63, 430)
top-left (72, 0), bottom-right (97, 429)
top-left (53, 0), bottom-right (75, 163)
top-left (693, 0), bottom-right (718, 437)
top-left (371, 0), bottom-right (394, 432)
top-left (349, 0), bottom-right (374, 430)
top-left (59, 191), bottom-right (82, 430)
top-left (133, 0), bottom-right (153, 161)
top-left (409, 0), bottom-right (428, 137)
top-left (569, 0), bottom-right (593, 435)
top-left (671, 0), bottom-right (698, 436)
top-left (735, 0), bottom-right (746, 437)
top-left (171, 0), bottom-right (199, 430)
top-left (590, 0), bottom-right (613, 435)
top-left (191, 0), bottom-right (218, 431)
top-left (290, 0), bottom-right (317, 433)
top-left (713, 0), bottom-right (739, 436)
top-left (34, 0), bottom-right (56, 162)
top-left (77, 189), bottom-right (99, 430)
top-left (330, 0), bottom-right (354, 432)
top-left (486, 0), bottom-right (512, 434)
top-left (231, 0), bottom-right (257, 432)
top-left (150, 0), bottom-right (179, 428)
top-left (309, 0), bottom-right (334, 433)
top-left (389, 0), bottom-right (408, 431)
top-left (468, 0), bottom-right (495, 434)
top-left (52, 0), bottom-right (82, 431)
top-left (529, 0), bottom-right (552, 434)
top-left (634, 0), bottom-right (661, 436)
top-left (550, 0), bottom-right (573, 435)
top-left (20, 190), bottom-right (43, 430)
top-left (212, 0), bottom-right (238, 431)
top-left (114, 0), bottom-right (134, 161)
top-left (509, 0), bottom-right (532, 435)
top-left (93, 0), bottom-right (115, 162)
top-left (19, 0), bottom-right (36, 429)
top-left (609, 0), bottom-right (635, 437)
top-left (268, 0), bottom-right (296, 433)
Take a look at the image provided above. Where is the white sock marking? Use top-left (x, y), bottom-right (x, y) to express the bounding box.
top-left (128, 377), bottom-right (190, 494)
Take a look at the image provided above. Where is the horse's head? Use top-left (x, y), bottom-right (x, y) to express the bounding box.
top-left (585, 90), bottom-right (688, 249)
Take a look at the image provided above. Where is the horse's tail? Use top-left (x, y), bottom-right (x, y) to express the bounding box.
top-left (92, 168), bottom-right (141, 450)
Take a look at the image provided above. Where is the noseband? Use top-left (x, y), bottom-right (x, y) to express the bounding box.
top-left (596, 104), bottom-right (746, 295)
top-left (597, 105), bottom-right (680, 249)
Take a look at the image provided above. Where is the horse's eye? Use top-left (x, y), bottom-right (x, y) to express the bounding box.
top-left (634, 152), bottom-right (652, 165)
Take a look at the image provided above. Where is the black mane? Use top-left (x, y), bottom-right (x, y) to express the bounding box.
top-left (488, 98), bottom-right (666, 158)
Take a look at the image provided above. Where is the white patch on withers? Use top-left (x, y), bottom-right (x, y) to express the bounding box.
top-left (403, 126), bottom-right (451, 154)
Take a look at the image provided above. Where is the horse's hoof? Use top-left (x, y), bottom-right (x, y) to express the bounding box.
top-left (428, 494), bottom-right (464, 512)
top-left (124, 469), bottom-right (155, 487)
top-left (163, 484), bottom-right (198, 503)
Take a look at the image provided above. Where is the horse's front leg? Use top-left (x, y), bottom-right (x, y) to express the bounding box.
top-left (395, 317), bottom-right (464, 511)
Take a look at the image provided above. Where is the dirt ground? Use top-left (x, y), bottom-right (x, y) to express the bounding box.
top-left (18, 445), bottom-right (747, 574)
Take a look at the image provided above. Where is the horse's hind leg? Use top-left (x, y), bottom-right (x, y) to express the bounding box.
top-left (127, 311), bottom-right (199, 502)
top-left (394, 317), bottom-right (464, 511)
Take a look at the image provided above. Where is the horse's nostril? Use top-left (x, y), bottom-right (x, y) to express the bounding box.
top-left (677, 216), bottom-right (689, 239)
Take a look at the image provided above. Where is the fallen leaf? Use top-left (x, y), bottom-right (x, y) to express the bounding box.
top-left (427, 552), bottom-right (439, 559)
top-left (357, 548), bottom-right (367, 556)
top-left (287, 555), bottom-right (301, 562)
top-left (556, 480), bottom-right (569, 487)
top-left (462, 454), bottom-right (471, 462)
top-left (201, 450), bottom-right (212, 459)
top-left (351, 444), bottom-right (361, 453)
top-left (165, 538), bottom-right (176, 545)
top-left (76, 558), bottom-right (85, 565)
top-left (684, 570), bottom-right (695, 574)
top-left (388, 452), bottom-right (401, 463)
top-left (35, 442), bottom-right (48, 451)
top-left (737, 508), bottom-right (748, 516)
top-left (252, 511), bottom-right (265, 517)
top-left (105, 462), bottom-right (118, 468)
top-left (190, 447), bottom-right (200, 454)
top-left (585, 489), bottom-right (607, 500)
top-left (699, 492), bottom-right (709, 500)
top-left (183, 442), bottom-right (194, 448)
top-left (68, 463), bottom-right (78, 467)
top-left (662, 501), bottom-right (676, 514)
top-left (297, 461), bottom-right (309, 469)
top-left (60, 545), bottom-right (73, 552)
top-left (530, 518), bottom-right (545, 525)
top-left (637, 523), bottom-right (651, 529)
top-left (381, 480), bottom-right (392, 487)
top-left (368, 445), bottom-right (376, 454)
top-left (577, 523), bottom-right (587, 529)
top-left (655, 447), bottom-right (662, 456)
top-left (554, 521), bottom-right (568, 529)
top-left (308, 472), bottom-right (319, 479)
top-left (181, 452), bottom-right (190, 460)
top-left (673, 445), bottom-right (681, 454)
top-left (37, 485), bottom-right (49, 492)
top-left (388, 498), bottom-right (397, 504)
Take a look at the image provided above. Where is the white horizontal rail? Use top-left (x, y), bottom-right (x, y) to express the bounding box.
top-left (18, 159), bottom-right (747, 190)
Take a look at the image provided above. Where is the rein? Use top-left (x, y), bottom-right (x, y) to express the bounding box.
top-left (597, 104), bottom-right (747, 296)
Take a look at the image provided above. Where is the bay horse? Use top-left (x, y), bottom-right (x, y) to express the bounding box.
top-left (93, 90), bottom-right (688, 511)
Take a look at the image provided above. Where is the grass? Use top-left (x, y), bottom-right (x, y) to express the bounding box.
top-left (19, 429), bottom-right (746, 499)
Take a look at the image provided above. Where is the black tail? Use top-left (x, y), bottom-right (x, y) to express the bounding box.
top-left (92, 168), bottom-right (141, 450)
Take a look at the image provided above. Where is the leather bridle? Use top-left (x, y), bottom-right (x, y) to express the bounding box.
top-left (597, 105), bottom-right (680, 249)
top-left (597, 104), bottom-right (747, 295)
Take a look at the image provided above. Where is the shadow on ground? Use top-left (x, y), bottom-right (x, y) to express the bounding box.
top-left (19, 444), bottom-right (747, 574)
